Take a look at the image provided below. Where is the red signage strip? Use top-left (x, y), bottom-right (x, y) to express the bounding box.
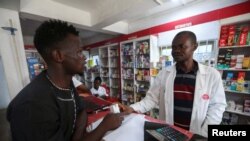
top-left (83, 1), bottom-right (250, 49)
top-left (24, 45), bottom-right (35, 50)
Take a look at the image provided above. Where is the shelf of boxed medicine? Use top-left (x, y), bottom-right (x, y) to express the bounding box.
top-left (134, 39), bottom-right (151, 100)
top-left (84, 71), bottom-right (91, 80)
top-left (223, 79), bottom-right (250, 95)
top-left (225, 90), bottom-right (250, 95)
top-left (135, 69), bottom-right (150, 81)
top-left (218, 69), bottom-right (250, 71)
top-left (120, 42), bottom-right (135, 104)
top-left (225, 109), bottom-right (250, 117)
top-left (100, 70), bottom-right (110, 86)
top-left (100, 68), bottom-right (109, 79)
top-left (109, 49), bottom-right (120, 74)
top-left (219, 45), bottom-right (250, 49)
top-left (217, 44), bottom-right (250, 70)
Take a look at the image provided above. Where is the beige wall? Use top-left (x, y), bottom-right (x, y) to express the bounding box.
top-left (0, 8), bottom-right (30, 102)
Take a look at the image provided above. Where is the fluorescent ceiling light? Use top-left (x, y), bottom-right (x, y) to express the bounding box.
top-left (154, 0), bottom-right (164, 5)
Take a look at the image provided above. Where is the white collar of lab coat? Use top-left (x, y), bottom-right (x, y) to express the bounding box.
top-left (165, 60), bottom-right (207, 75)
top-left (164, 61), bottom-right (208, 90)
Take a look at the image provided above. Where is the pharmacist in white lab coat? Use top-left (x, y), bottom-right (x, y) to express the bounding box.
top-left (121, 31), bottom-right (227, 137)
top-left (90, 76), bottom-right (108, 98)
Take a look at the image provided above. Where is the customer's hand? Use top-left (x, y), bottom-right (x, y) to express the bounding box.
top-left (75, 110), bottom-right (88, 130)
top-left (99, 112), bottom-right (128, 131)
top-left (117, 102), bottom-right (135, 113)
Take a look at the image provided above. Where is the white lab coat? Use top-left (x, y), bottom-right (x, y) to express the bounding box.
top-left (130, 63), bottom-right (227, 137)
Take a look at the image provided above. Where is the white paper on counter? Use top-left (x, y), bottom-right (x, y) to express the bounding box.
top-left (103, 113), bottom-right (147, 141)
top-left (86, 117), bottom-right (104, 133)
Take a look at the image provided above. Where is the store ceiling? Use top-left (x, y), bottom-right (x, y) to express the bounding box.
top-left (20, 18), bottom-right (117, 46)
top-left (0, 0), bottom-right (19, 11)
top-left (52, 0), bottom-right (202, 27)
top-left (1, 0), bottom-right (205, 46)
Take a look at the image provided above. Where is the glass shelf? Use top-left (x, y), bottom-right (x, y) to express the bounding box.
top-left (218, 69), bottom-right (250, 71)
top-left (135, 80), bottom-right (150, 83)
top-left (225, 90), bottom-right (250, 95)
top-left (122, 89), bottom-right (134, 92)
top-left (226, 110), bottom-right (250, 117)
top-left (135, 67), bottom-right (150, 69)
top-left (219, 45), bottom-right (250, 49)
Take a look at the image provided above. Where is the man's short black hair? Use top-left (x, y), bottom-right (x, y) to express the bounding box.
top-left (174, 31), bottom-right (197, 44)
top-left (94, 76), bottom-right (102, 83)
top-left (34, 20), bottom-right (79, 58)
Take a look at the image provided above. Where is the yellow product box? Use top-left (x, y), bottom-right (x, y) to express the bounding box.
top-left (150, 68), bottom-right (158, 76)
top-left (242, 57), bottom-right (250, 69)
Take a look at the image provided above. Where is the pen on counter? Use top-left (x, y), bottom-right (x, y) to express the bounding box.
top-left (94, 106), bottom-right (110, 114)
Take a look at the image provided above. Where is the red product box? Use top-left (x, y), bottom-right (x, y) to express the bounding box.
top-left (221, 30), bottom-right (228, 34)
top-left (221, 25), bottom-right (229, 31)
top-left (228, 30), bottom-right (235, 46)
top-left (237, 72), bottom-right (246, 81)
top-left (238, 26), bottom-right (249, 45)
top-left (219, 39), bottom-right (227, 47)
top-left (239, 32), bottom-right (248, 45)
top-left (220, 34), bottom-right (229, 39)
top-left (229, 25), bottom-right (236, 30)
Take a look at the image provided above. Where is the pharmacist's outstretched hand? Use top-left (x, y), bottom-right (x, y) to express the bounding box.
top-left (117, 102), bottom-right (135, 113)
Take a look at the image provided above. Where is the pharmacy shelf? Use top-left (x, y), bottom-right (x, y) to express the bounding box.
top-left (225, 90), bottom-right (250, 95)
top-left (122, 78), bottom-right (134, 80)
top-left (100, 66), bottom-right (109, 68)
top-left (218, 69), bottom-right (250, 71)
top-left (226, 110), bottom-right (250, 117)
top-left (218, 20), bottom-right (250, 125)
top-left (109, 56), bottom-right (119, 58)
top-left (135, 80), bottom-right (150, 83)
top-left (92, 72), bottom-right (100, 74)
top-left (121, 54), bottom-right (133, 56)
top-left (120, 36), bottom-right (159, 105)
top-left (122, 67), bottom-right (134, 69)
top-left (219, 45), bottom-right (250, 49)
top-left (25, 49), bottom-right (38, 53)
top-left (135, 67), bottom-right (150, 69)
top-left (85, 80), bottom-right (92, 83)
top-left (122, 89), bottom-right (134, 92)
top-left (101, 76), bottom-right (109, 78)
top-left (100, 56), bottom-right (109, 58)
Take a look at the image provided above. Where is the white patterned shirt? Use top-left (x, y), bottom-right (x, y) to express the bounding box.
top-left (90, 86), bottom-right (108, 97)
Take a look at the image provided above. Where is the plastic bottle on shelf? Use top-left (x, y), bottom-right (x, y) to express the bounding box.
top-left (230, 81), bottom-right (237, 91)
top-left (226, 72), bottom-right (233, 90)
top-left (243, 81), bottom-right (249, 93)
